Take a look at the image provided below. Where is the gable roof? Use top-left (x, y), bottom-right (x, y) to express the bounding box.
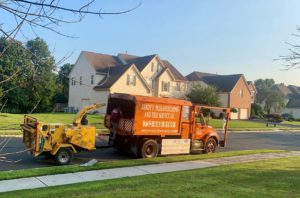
top-left (202, 74), bottom-right (243, 92)
top-left (94, 63), bottom-right (150, 91)
top-left (185, 71), bottom-right (217, 81)
top-left (118, 53), bottom-right (186, 81)
top-left (82, 51), bottom-right (121, 70)
top-left (286, 94), bottom-right (300, 108)
top-left (247, 81), bottom-right (257, 92)
top-left (161, 60), bottom-right (186, 81)
top-left (94, 63), bottom-right (131, 89)
top-left (186, 72), bottom-right (245, 92)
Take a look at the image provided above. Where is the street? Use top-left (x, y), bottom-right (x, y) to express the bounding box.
top-left (0, 131), bottom-right (300, 171)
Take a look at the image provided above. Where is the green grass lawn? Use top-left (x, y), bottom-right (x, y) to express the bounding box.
top-left (0, 150), bottom-right (285, 181)
top-left (209, 118), bottom-right (289, 130)
top-left (0, 113), bottom-right (105, 134)
top-left (283, 121), bottom-right (300, 126)
top-left (2, 156), bottom-right (299, 197)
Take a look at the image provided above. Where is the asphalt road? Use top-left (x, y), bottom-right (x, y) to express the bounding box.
top-left (0, 131), bottom-right (300, 171)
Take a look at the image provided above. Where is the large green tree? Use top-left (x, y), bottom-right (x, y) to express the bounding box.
top-left (0, 37), bottom-right (33, 113)
top-left (26, 37), bottom-right (56, 112)
top-left (254, 78), bottom-right (275, 103)
top-left (186, 84), bottom-right (221, 106)
top-left (53, 63), bottom-right (74, 103)
top-left (264, 91), bottom-right (285, 114)
top-left (254, 78), bottom-right (285, 114)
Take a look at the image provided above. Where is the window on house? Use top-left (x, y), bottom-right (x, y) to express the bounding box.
top-left (175, 82), bottom-right (181, 91)
top-left (239, 89), bottom-right (243, 97)
top-left (161, 81), bottom-right (170, 92)
top-left (91, 75), bottom-right (94, 85)
top-left (71, 77), bottom-right (76, 86)
top-left (80, 76), bottom-right (82, 85)
top-left (127, 74), bottom-right (136, 86)
top-left (151, 62), bottom-right (154, 72)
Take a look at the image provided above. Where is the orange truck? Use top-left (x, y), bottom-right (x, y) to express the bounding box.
top-left (104, 93), bottom-right (230, 158)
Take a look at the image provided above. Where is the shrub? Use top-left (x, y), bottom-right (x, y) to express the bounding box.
top-left (265, 113), bottom-right (284, 123)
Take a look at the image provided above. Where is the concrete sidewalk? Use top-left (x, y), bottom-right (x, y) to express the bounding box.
top-left (0, 151), bottom-right (300, 193)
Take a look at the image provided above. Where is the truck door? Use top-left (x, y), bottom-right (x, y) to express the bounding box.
top-left (192, 112), bottom-right (207, 140)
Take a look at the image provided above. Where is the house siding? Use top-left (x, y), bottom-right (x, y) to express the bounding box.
top-left (68, 54), bottom-right (106, 112)
top-left (284, 108), bottom-right (300, 119)
top-left (230, 77), bottom-right (252, 119)
top-left (110, 67), bottom-right (150, 96)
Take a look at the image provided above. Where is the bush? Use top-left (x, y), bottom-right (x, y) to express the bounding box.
top-left (265, 114), bottom-right (284, 123)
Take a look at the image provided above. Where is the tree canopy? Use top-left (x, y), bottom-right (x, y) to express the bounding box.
top-left (186, 84), bottom-right (221, 106)
top-left (0, 37), bottom-right (70, 113)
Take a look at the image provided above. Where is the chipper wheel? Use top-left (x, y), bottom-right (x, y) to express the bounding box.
top-left (55, 148), bottom-right (73, 165)
top-left (203, 138), bottom-right (217, 154)
top-left (140, 139), bottom-right (159, 158)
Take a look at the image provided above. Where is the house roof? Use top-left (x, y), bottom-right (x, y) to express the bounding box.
top-left (273, 84), bottom-right (293, 96)
top-left (202, 74), bottom-right (243, 92)
top-left (94, 63), bottom-right (151, 91)
top-left (94, 63), bottom-right (132, 89)
top-left (288, 85), bottom-right (300, 94)
top-left (82, 51), bottom-right (121, 70)
top-left (185, 71), bottom-right (216, 81)
top-left (186, 72), bottom-right (244, 92)
top-left (286, 94), bottom-right (300, 108)
top-left (80, 51), bottom-right (187, 89)
top-left (118, 53), bottom-right (186, 81)
top-left (161, 60), bottom-right (186, 81)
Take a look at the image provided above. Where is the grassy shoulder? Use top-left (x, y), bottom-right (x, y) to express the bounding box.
top-left (0, 149), bottom-right (285, 181)
top-left (2, 156), bottom-right (299, 197)
top-left (0, 113), bottom-right (105, 135)
top-left (283, 121), bottom-right (300, 126)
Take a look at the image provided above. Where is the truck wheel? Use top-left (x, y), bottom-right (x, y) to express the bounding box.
top-left (55, 148), bottom-right (73, 165)
top-left (140, 139), bottom-right (158, 158)
top-left (203, 138), bottom-right (217, 154)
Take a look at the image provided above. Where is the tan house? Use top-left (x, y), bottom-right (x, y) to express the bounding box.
top-left (186, 72), bottom-right (252, 119)
top-left (68, 51), bottom-right (188, 112)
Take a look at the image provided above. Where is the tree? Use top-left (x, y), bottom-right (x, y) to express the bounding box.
top-left (279, 27), bottom-right (300, 70)
top-left (53, 63), bottom-right (74, 103)
top-left (25, 37), bottom-right (56, 112)
top-left (254, 78), bottom-right (275, 103)
top-left (264, 91), bottom-right (285, 114)
top-left (0, 37), bottom-right (33, 113)
top-left (254, 78), bottom-right (285, 114)
top-left (186, 85), bottom-right (221, 106)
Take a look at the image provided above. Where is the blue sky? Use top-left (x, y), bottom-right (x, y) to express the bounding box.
top-left (5, 0), bottom-right (300, 85)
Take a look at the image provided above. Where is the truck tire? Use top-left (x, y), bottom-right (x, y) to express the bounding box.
top-left (140, 139), bottom-right (159, 158)
top-left (55, 148), bottom-right (73, 165)
top-left (203, 138), bottom-right (217, 154)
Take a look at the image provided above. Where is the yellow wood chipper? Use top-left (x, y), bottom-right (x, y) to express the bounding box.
top-left (21, 103), bottom-right (105, 165)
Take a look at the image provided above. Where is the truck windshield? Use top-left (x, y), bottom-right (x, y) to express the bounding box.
top-left (195, 113), bottom-right (205, 126)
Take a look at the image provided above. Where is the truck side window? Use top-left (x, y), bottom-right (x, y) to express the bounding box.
top-left (195, 113), bottom-right (205, 126)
